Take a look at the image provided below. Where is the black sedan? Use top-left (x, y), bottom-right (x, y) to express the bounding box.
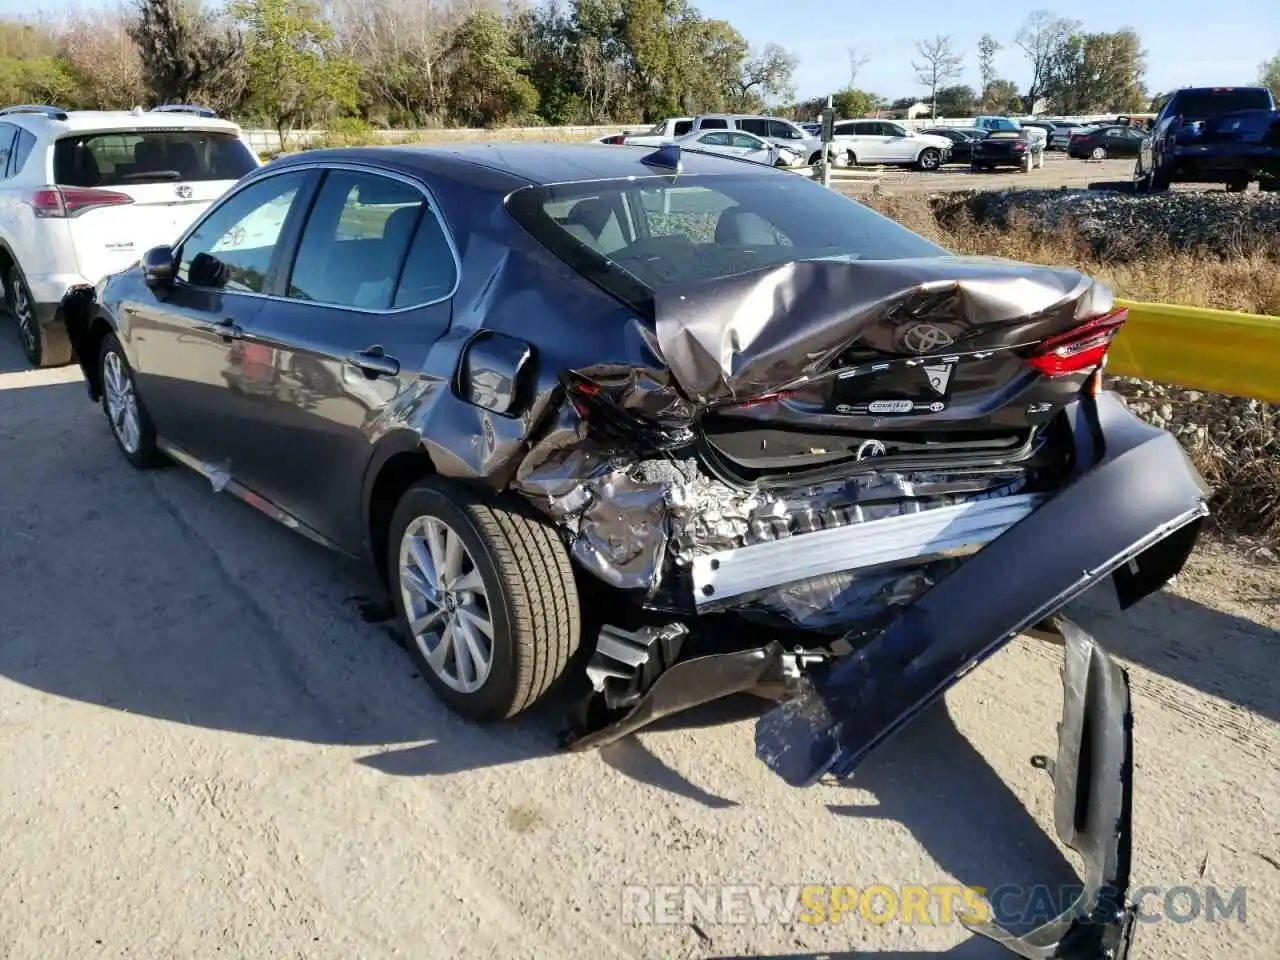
top-left (1067, 124), bottom-right (1145, 160)
top-left (58, 146), bottom-right (1208, 960)
top-left (970, 129), bottom-right (1046, 171)
top-left (919, 127), bottom-right (985, 164)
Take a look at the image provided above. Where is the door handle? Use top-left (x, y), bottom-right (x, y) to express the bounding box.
top-left (199, 317), bottom-right (243, 341)
top-left (346, 346), bottom-right (400, 378)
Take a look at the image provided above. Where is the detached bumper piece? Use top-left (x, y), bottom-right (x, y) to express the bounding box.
top-left (963, 618), bottom-right (1137, 960)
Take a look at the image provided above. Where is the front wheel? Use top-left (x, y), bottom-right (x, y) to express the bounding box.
top-left (916, 147), bottom-right (941, 171)
top-left (389, 478), bottom-right (582, 721)
top-left (100, 333), bottom-right (162, 469)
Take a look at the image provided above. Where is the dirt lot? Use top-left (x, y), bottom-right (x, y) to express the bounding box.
top-left (829, 150), bottom-right (1226, 196)
top-left (0, 326), bottom-right (1277, 959)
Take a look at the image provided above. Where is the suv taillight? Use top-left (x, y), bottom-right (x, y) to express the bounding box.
top-left (1025, 307), bottom-right (1129, 377)
top-left (30, 186), bottom-right (135, 218)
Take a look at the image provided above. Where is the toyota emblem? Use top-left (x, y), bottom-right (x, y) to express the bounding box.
top-left (176, 185), bottom-right (193, 199)
top-left (901, 323), bottom-right (955, 354)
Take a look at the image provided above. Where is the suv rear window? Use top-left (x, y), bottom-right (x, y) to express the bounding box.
top-left (54, 130), bottom-right (258, 187)
top-left (1168, 88), bottom-right (1273, 119)
top-left (506, 173), bottom-right (946, 315)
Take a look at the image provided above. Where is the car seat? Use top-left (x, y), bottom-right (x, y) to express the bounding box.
top-left (714, 207), bottom-right (781, 246)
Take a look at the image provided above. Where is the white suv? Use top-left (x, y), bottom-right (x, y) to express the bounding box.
top-left (0, 104), bottom-right (261, 367)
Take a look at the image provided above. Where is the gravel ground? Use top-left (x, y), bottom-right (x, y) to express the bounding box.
top-left (943, 189), bottom-right (1280, 258)
top-left (832, 153), bottom-right (1154, 196)
top-left (0, 330), bottom-right (1278, 959)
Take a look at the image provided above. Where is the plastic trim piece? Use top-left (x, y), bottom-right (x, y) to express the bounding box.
top-left (690, 492), bottom-right (1043, 608)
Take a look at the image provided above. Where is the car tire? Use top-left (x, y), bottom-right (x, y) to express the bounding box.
top-left (99, 333), bottom-right (162, 470)
top-left (1150, 168), bottom-right (1171, 192)
top-left (807, 151), bottom-right (823, 166)
top-left (7, 265), bottom-right (72, 369)
top-left (916, 148), bottom-right (941, 171)
top-left (844, 150), bottom-right (857, 167)
top-left (389, 477), bottom-right (582, 722)
top-left (1021, 154), bottom-right (1033, 173)
top-left (1090, 146), bottom-right (1107, 161)
top-left (1225, 177), bottom-right (1250, 193)
top-left (1261, 178), bottom-right (1280, 193)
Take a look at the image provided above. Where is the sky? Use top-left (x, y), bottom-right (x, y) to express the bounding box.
top-left (0, 0), bottom-right (1276, 105)
top-left (692, 0), bottom-right (1280, 102)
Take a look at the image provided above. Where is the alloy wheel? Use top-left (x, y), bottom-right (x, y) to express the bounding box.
top-left (11, 273), bottom-right (36, 357)
top-left (398, 515), bottom-right (495, 694)
top-left (103, 351), bottom-right (142, 454)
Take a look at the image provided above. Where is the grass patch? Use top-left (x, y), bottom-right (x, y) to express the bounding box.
top-left (861, 191), bottom-right (1280, 550)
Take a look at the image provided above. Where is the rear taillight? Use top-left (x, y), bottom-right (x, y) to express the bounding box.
top-left (1025, 307), bottom-right (1129, 377)
top-left (29, 186), bottom-right (135, 218)
top-left (1013, 142), bottom-right (1027, 152)
top-left (601, 135), bottom-right (627, 145)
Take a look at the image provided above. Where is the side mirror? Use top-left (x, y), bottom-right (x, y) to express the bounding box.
top-left (142, 245), bottom-right (176, 288)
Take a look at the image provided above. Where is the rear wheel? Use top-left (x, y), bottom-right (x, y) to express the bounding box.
top-left (1090, 146), bottom-right (1107, 161)
top-left (389, 478), bottom-right (581, 721)
top-left (916, 147), bottom-right (942, 171)
top-left (844, 150), bottom-right (857, 167)
top-left (7, 265), bottom-right (72, 369)
top-left (1225, 176), bottom-right (1250, 193)
top-left (1261, 178), bottom-right (1280, 193)
top-left (1020, 154), bottom-right (1033, 174)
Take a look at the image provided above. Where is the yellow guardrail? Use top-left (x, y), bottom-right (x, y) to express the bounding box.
top-left (1109, 299), bottom-right (1280, 404)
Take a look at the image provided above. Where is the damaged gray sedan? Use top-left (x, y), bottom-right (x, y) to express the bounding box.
top-left (63, 142), bottom-right (1208, 960)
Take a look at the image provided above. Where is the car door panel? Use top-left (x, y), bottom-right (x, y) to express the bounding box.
top-left (234, 168), bottom-right (458, 550)
top-left (128, 168), bottom-right (316, 466)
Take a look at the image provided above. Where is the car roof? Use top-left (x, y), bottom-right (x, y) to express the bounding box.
top-left (269, 141), bottom-right (788, 189)
top-left (1, 108), bottom-right (241, 136)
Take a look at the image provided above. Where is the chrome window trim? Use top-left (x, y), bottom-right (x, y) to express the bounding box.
top-left (172, 159), bottom-right (463, 315)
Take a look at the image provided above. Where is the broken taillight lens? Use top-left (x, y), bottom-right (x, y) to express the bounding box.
top-left (30, 186), bottom-right (135, 218)
top-left (1025, 307), bottom-right (1129, 377)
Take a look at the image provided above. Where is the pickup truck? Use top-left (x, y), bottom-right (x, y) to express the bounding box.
top-left (1134, 86), bottom-right (1280, 192)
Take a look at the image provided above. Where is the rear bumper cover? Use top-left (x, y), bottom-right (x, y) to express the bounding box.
top-left (1168, 143), bottom-right (1280, 179)
top-left (563, 393), bottom-right (1206, 960)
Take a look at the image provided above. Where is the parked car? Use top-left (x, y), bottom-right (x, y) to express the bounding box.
top-left (972, 115), bottom-right (1049, 146)
top-left (919, 127), bottom-right (985, 164)
top-left (671, 128), bottom-right (798, 166)
top-left (829, 119), bottom-right (951, 170)
top-left (61, 146), bottom-right (1209, 960)
top-left (624, 114), bottom-right (828, 166)
top-left (1047, 120), bottom-right (1087, 150)
top-left (0, 103), bottom-right (261, 367)
top-left (1134, 85), bottom-right (1280, 193)
top-left (1067, 124), bottom-right (1145, 160)
top-left (970, 129), bottom-right (1046, 171)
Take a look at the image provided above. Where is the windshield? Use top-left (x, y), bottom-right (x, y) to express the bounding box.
top-left (54, 130), bottom-right (257, 187)
top-left (1169, 88), bottom-right (1272, 118)
top-left (506, 172), bottom-right (948, 315)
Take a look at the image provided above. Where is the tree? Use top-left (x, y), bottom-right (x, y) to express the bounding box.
top-left (729, 42), bottom-right (796, 109)
top-left (831, 87), bottom-right (879, 119)
top-left (1042, 27), bottom-right (1146, 114)
top-left (127, 0), bottom-right (247, 112)
top-left (978, 33), bottom-right (1000, 108)
top-left (912, 34), bottom-right (963, 119)
top-left (443, 9), bottom-right (539, 127)
top-left (847, 46), bottom-right (869, 87)
top-left (62, 8), bottom-right (148, 109)
top-left (233, 0), bottom-right (362, 146)
top-left (1260, 53), bottom-right (1280, 101)
top-left (984, 78), bottom-right (1022, 113)
top-left (1015, 10), bottom-right (1078, 113)
top-left (935, 84), bottom-right (977, 116)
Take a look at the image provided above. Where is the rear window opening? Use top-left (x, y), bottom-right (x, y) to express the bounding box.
top-left (54, 130), bottom-right (258, 188)
top-left (1171, 88), bottom-right (1273, 119)
top-left (506, 173), bottom-right (948, 316)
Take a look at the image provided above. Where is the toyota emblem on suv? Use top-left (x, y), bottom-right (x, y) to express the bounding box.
top-left (902, 323), bottom-right (954, 354)
top-left (176, 185), bottom-right (193, 199)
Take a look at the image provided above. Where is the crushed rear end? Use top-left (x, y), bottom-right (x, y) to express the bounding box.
top-left (504, 247), bottom-right (1206, 960)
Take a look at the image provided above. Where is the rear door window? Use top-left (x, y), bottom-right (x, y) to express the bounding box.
top-left (768, 120), bottom-right (803, 140)
top-left (0, 123), bottom-right (16, 178)
top-left (287, 171), bottom-right (426, 310)
top-left (737, 118), bottom-right (768, 136)
top-left (53, 130), bottom-right (258, 187)
top-left (698, 118), bottom-right (729, 130)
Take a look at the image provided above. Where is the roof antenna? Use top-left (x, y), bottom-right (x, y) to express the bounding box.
top-left (642, 143), bottom-right (682, 173)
